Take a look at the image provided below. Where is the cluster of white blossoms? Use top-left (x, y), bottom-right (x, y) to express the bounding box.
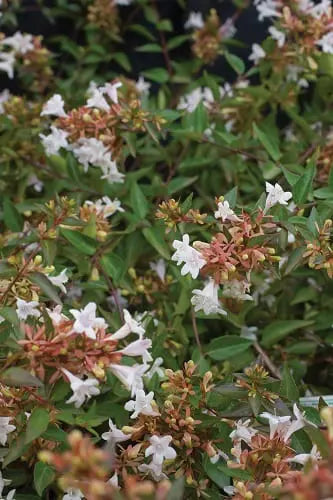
top-left (0, 31), bottom-right (34, 79)
top-left (170, 183), bottom-right (292, 316)
top-left (84, 196), bottom-right (124, 218)
top-left (39, 83), bottom-right (125, 184)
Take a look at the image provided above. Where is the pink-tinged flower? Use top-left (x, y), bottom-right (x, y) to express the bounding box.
top-left (86, 88), bottom-right (110, 111)
top-left (191, 279), bottom-right (227, 316)
top-left (172, 234), bottom-right (206, 279)
top-left (111, 309), bottom-right (145, 340)
top-left (41, 94), bottom-right (67, 118)
top-left (16, 298), bottom-right (40, 321)
top-left (118, 338), bottom-right (152, 363)
top-left (265, 182), bottom-right (292, 211)
top-left (124, 389), bottom-right (159, 419)
top-left (100, 81), bottom-right (122, 104)
top-left (101, 419), bottom-right (130, 443)
top-left (109, 363), bottom-right (148, 396)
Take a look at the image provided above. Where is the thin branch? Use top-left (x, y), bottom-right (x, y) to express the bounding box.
top-left (254, 341), bottom-right (281, 379)
top-left (191, 307), bottom-right (203, 356)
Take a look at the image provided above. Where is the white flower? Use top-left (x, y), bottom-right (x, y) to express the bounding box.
top-left (124, 389), bottom-right (159, 419)
top-left (249, 43), bottom-right (266, 64)
top-left (111, 309), bottom-right (145, 340)
top-left (63, 489), bottom-right (84, 500)
top-left (100, 160), bottom-right (125, 184)
top-left (224, 486), bottom-right (236, 496)
top-left (210, 448), bottom-right (229, 464)
top-left (119, 338), bottom-right (153, 363)
top-left (230, 419), bottom-right (257, 444)
top-left (41, 94), bottom-right (67, 118)
top-left (86, 88), bottom-right (110, 111)
top-left (255, 0), bottom-right (282, 21)
top-left (0, 89), bottom-right (10, 114)
top-left (288, 444), bottom-right (321, 465)
top-left (63, 368), bottom-right (100, 408)
top-left (184, 12), bottom-right (204, 30)
top-left (0, 52), bottom-right (15, 79)
top-left (108, 472), bottom-right (119, 488)
top-left (260, 411), bottom-right (291, 440)
top-left (265, 182), bottom-right (292, 211)
top-left (138, 462), bottom-right (167, 481)
top-left (145, 435), bottom-right (176, 465)
top-left (101, 418), bottom-right (130, 443)
top-left (219, 83), bottom-right (233, 99)
top-left (268, 26), bottom-right (286, 47)
top-left (202, 87), bottom-right (214, 107)
top-left (222, 280), bottom-right (253, 301)
top-left (16, 298), bottom-right (40, 320)
top-left (191, 279), bottom-right (227, 316)
top-left (214, 200), bottom-right (240, 222)
top-left (72, 138), bottom-right (113, 172)
top-left (283, 404), bottom-right (316, 442)
top-left (109, 363), bottom-right (148, 396)
top-left (240, 326), bottom-right (258, 341)
top-left (85, 196), bottom-right (124, 218)
top-left (309, 0), bottom-right (331, 18)
top-left (0, 417), bottom-right (16, 445)
top-left (2, 32), bottom-right (33, 54)
top-left (149, 259), bottom-right (166, 281)
top-left (70, 302), bottom-right (107, 339)
top-left (115, 0), bottom-right (132, 5)
top-left (171, 234), bottom-right (206, 279)
top-left (0, 472), bottom-right (15, 500)
top-left (219, 18), bottom-right (237, 39)
top-left (100, 82), bottom-right (122, 104)
top-left (145, 357), bottom-right (164, 380)
top-left (136, 76), bottom-right (151, 95)
top-left (40, 126), bottom-right (69, 156)
top-left (286, 65), bottom-right (309, 88)
top-left (316, 32), bottom-right (333, 55)
top-left (26, 174), bottom-right (43, 192)
top-left (177, 88), bottom-right (203, 113)
top-left (48, 269), bottom-right (69, 294)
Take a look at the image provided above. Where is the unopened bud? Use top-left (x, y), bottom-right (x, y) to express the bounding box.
top-left (34, 255), bottom-right (43, 265)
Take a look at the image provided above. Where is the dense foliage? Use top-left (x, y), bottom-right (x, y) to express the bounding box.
top-left (1, 1), bottom-right (333, 499)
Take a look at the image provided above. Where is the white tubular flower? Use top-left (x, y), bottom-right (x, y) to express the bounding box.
top-left (222, 280), bottom-right (253, 302)
top-left (70, 302), bottom-right (107, 340)
top-left (191, 279), bottom-right (227, 316)
top-left (46, 305), bottom-right (69, 325)
top-left (0, 89), bottom-right (10, 113)
top-left (0, 417), bottom-right (16, 445)
top-left (0, 472), bottom-right (15, 500)
top-left (0, 52), bottom-right (15, 79)
top-left (39, 126), bottom-right (69, 156)
top-left (316, 32), bottom-right (333, 54)
top-left (145, 357), bottom-right (164, 380)
top-left (41, 94), bottom-right (67, 118)
top-left (268, 26), bottom-right (286, 47)
top-left (108, 472), bottom-right (119, 488)
top-left (124, 389), bottom-right (159, 419)
top-left (184, 11), bottom-right (204, 30)
top-left (177, 88), bottom-right (203, 113)
top-left (260, 411), bottom-right (291, 440)
top-left (229, 419), bottom-right (257, 444)
top-left (171, 234), bottom-right (206, 279)
top-left (287, 444), bottom-right (321, 465)
top-left (100, 81), bottom-right (122, 104)
top-left (48, 268), bottom-right (69, 294)
top-left (145, 435), bottom-right (176, 465)
top-left (249, 43), bottom-right (266, 64)
top-left (101, 419), bottom-right (130, 443)
top-left (109, 363), bottom-right (148, 396)
top-left (265, 182), bottom-right (292, 211)
top-left (119, 338), bottom-right (153, 363)
top-left (149, 259), bottom-right (166, 281)
top-left (85, 196), bottom-right (124, 218)
top-left (86, 88), bottom-right (110, 111)
top-left (282, 404), bottom-right (316, 442)
top-left (100, 160), bottom-right (125, 184)
top-left (71, 138), bottom-right (113, 172)
top-left (210, 448), bottom-right (229, 464)
top-left (63, 368), bottom-right (100, 408)
top-left (214, 200), bottom-right (240, 222)
top-left (16, 298), bottom-right (40, 320)
top-left (255, 0), bottom-right (282, 21)
top-left (63, 489), bottom-right (84, 500)
top-left (111, 309), bottom-right (145, 340)
top-left (138, 462), bottom-right (167, 481)
top-left (136, 76), bottom-right (151, 95)
top-left (2, 31), bottom-right (33, 54)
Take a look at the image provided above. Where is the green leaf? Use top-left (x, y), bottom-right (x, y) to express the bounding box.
top-left (130, 183), bottom-right (149, 219)
top-left (142, 226), bottom-right (171, 259)
top-left (142, 67), bottom-right (169, 83)
top-left (3, 434), bottom-right (27, 467)
top-left (207, 336), bottom-right (252, 360)
top-left (25, 408), bottom-right (50, 444)
top-left (225, 51), bottom-right (245, 74)
top-left (33, 462), bottom-right (55, 496)
top-left (280, 363), bottom-right (299, 401)
top-left (292, 161), bottom-right (315, 205)
top-left (112, 52), bottom-right (131, 72)
top-left (100, 253), bottom-right (125, 284)
top-left (218, 463), bottom-right (253, 480)
top-left (167, 176), bottom-right (198, 195)
top-left (0, 367), bottom-right (43, 388)
top-left (166, 478), bottom-right (185, 500)
top-left (203, 455), bottom-right (230, 488)
top-left (136, 43), bottom-right (162, 53)
top-left (29, 272), bottom-right (62, 305)
top-left (3, 197), bottom-right (23, 232)
top-left (261, 320), bottom-right (314, 347)
top-left (61, 228), bottom-right (98, 255)
top-left (253, 123), bottom-right (281, 162)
